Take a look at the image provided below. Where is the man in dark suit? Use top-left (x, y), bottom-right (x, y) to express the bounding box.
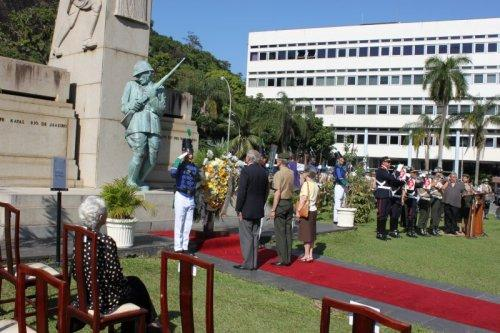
top-left (234, 150), bottom-right (269, 270)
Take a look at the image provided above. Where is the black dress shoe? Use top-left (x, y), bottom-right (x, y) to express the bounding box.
top-left (233, 265), bottom-right (253, 270)
top-left (271, 262), bottom-right (290, 266)
top-left (407, 231), bottom-right (418, 238)
top-left (376, 233), bottom-right (390, 241)
top-left (388, 231), bottom-right (402, 238)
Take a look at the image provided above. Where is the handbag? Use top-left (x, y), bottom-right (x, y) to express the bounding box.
top-left (298, 182), bottom-right (310, 219)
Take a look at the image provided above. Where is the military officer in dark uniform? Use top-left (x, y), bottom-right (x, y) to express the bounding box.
top-left (374, 157), bottom-right (405, 240)
top-left (404, 169), bottom-right (421, 238)
top-left (389, 165), bottom-right (406, 238)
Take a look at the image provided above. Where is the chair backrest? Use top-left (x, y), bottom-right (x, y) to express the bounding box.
top-left (62, 224), bottom-right (101, 325)
top-left (320, 297), bottom-right (411, 333)
top-left (0, 202), bottom-right (21, 278)
top-left (17, 263), bottom-right (69, 333)
top-left (160, 251), bottom-right (214, 333)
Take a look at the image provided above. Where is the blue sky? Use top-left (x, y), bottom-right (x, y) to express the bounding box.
top-left (152, 0), bottom-right (500, 76)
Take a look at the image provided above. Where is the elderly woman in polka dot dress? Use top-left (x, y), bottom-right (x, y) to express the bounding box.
top-left (71, 196), bottom-right (158, 332)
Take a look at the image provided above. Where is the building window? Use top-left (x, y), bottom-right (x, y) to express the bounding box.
top-left (317, 49), bottom-right (326, 58)
top-left (412, 105), bottom-right (423, 115)
top-left (380, 76), bottom-right (389, 85)
top-left (349, 48), bottom-right (357, 57)
top-left (370, 47), bottom-right (379, 56)
top-left (485, 138), bottom-right (494, 147)
top-left (267, 78), bottom-right (275, 86)
top-left (400, 135), bottom-right (408, 145)
top-left (368, 135), bottom-right (377, 144)
top-left (391, 76), bottom-right (400, 84)
top-left (381, 47), bottom-right (390, 56)
top-left (248, 78), bottom-right (257, 87)
top-left (464, 74), bottom-right (472, 84)
top-left (378, 105), bottom-right (388, 114)
top-left (462, 43), bottom-right (473, 53)
top-left (390, 105), bottom-right (399, 114)
top-left (379, 136), bottom-right (388, 144)
top-left (258, 79), bottom-right (266, 87)
top-left (297, 50), bottom-right (306, 59)
top-left (358, 76), bottom-right (367, 85)
top-left (307, 49), bottom-right (316, 59)
top-left (315, 105), bottom-right (324, 114)
top-left (335, 105), bottom-right (344, 114)
top-left (359, 47), bottom-right (368, 57)
top-left (250, 52), bottom-right (258, 61)
top-left (306, 77), bottom-right (314, 86)
top-left (276, 78), bottom-right (284, 87)
top-left (402, 75), bottom-right (412, 85)
top-left (460, 105), bottom-right (471, 113)
top-left (415, 45), bottom-right (424, 55)
top-left (326, 76), bottom-right (336, 86)
top-left (474, 74), bottom-right (484, 83)
top-left (425, 105), bottom-right (434, 115)
top-left (450, 43), bottom-right (460, 54)
top-left (390, 136), bottom-right (399, 145)
top-left (368, 105), bottom-right (377, 114)
top-left (487, 74), bottom-right (497, 83)
top-left (296, 77), bottom-right (304, 86)
top-left (439, 45), bottom-right (448, 54)
top-left (336, 135), bottom-right (344, 143)
top-left (460, 137), bottom-right (470, 147)
top-left (413, 74), bottom-right (423, 85)
top-left (488, 43), bottom-right (498, 52)
top-left (356, 105), bottom-right (366, 114)
top-left (368, 76), bottom-right (377, 85)
top-left (324, 105), bottom-right (334, 115)
top-left (403, 45), bottom-right (413, 55)
top-left (357, 135), bottom-right (365, 144)
top-left (259, 52), bottom-right (267, 60)
top-left (347, 76), bottom-right (356, 85)
top-left (338, 49), bottom-right (347, 57)
top-left (401, 105), bottom-right (411, 114)
top-left (316, 77), bottom-right (325, 86)
top-left (448, 105), bottom-right (458, 115)
top-left (486, 105), bottom-right (496, 115)
top-left (269, 52), bottom-right (276, 60)
top-left (346, 135), bottom-right (355, 143)
top-left (337, 76), bottom-right (345, 85)
top-left (392, 46), bottom-right (401, 55)
top-left (346, 105), bottom-right (355, 114)
top-left (278, 51), bottom-right (286, 60)
top-left (475, 44), bottom-right (484, 53)
top-left (327, 48), bottom-right (336, 58)
top-left (287, 50), bottom-right (296, 59)
top-left (427, 45), bottom-right (436, 54)
top-left (286, 77), bottom-right (295, 86)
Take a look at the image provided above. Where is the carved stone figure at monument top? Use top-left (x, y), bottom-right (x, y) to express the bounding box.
top-left (52, 0), bottom-right (102, 57)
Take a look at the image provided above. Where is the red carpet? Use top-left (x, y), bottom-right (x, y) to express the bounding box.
top-left (152, 231), bottom-right (500, 331)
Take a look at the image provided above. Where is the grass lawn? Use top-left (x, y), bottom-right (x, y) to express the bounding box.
top-left (311, 212), bottom-right (500, 295)
top-left (0, 257), bottom-right (431, 332)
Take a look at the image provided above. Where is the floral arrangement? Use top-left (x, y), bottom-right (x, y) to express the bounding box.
top-left (200, 150), bottom-right (244, 212)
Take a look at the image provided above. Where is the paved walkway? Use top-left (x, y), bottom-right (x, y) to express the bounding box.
top-left (15, 223), bottom-right (500, 333)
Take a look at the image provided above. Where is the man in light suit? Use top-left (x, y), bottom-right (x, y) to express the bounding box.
top-left (234, 150), bottom-right (269, 270)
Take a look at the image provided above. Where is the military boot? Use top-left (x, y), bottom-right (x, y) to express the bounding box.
top-left (388, 230), bottom-right (402, 238)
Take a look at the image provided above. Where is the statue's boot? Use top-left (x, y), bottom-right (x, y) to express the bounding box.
top-left (127, 154), bottom-right (143, 188)
top-left (138, 149), bottom-right (158, 188)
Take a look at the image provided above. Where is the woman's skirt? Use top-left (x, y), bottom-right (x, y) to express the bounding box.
top-left (298, 210), bottom-right (317, 243)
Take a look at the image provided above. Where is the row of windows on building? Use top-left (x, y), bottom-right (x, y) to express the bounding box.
top-left (248, 73), bottom-right (499, 88)
top-left (302, 104), bottom-right (498, 116)
top-left (336, 133), bottom-right (500, 148)
top-left (249, 33), bottom-right (499, 49)
top-left (249, 42), bottom-right (499, 61)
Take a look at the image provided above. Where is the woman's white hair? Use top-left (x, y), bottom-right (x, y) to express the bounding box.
top-left (78, 196), bottom-right (107, 230)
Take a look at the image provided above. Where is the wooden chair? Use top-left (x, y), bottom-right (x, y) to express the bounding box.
top-left (0, 202), bottom-right (60, 314)
top-left (160, 251), bottom-right (214, 333)
top-left (320, 297), bottom-right (412, 333)
top-left (62, 224), bottom-right (147, 332)
top-left (0, 263), bottom-right (69, 332)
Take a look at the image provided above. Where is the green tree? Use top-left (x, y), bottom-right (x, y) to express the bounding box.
top-left (226, 106), bottom-right (263, 158)
top-left (402, 115), bottom-right (449, 171)
top-left (274, 92), bottom-right (307, 152)
top-left (456, 98), bottom-right (500, 184)
top-left (423, 56), bottom-right (470, 169)
top-left (0, 4), bottom-right (56, 63)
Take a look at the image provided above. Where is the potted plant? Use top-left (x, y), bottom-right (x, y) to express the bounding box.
top-left (100, 177), bottom-right (155, 248)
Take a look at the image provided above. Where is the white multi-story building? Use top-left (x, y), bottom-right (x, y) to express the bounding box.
top-left (246, 18), bottom-right (500, 173)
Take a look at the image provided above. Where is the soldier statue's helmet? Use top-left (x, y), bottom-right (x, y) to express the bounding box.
top-left (133, 60), bottom-right (154, 77)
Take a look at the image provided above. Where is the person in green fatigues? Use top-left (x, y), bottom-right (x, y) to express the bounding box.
top-left (270, 154), bottom-right (295, 266)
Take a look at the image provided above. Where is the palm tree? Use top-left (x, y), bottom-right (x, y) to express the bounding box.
top-left (457, 98), bottom-right (500, 184)
top-left (423, 56), bottom-right (470, 168)
top-left (275, 92), bottom-right (308, 152)
top-left (402, 115), bottom-right (451, 171)
top-left (226, 106), bottom-right (263, 158)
